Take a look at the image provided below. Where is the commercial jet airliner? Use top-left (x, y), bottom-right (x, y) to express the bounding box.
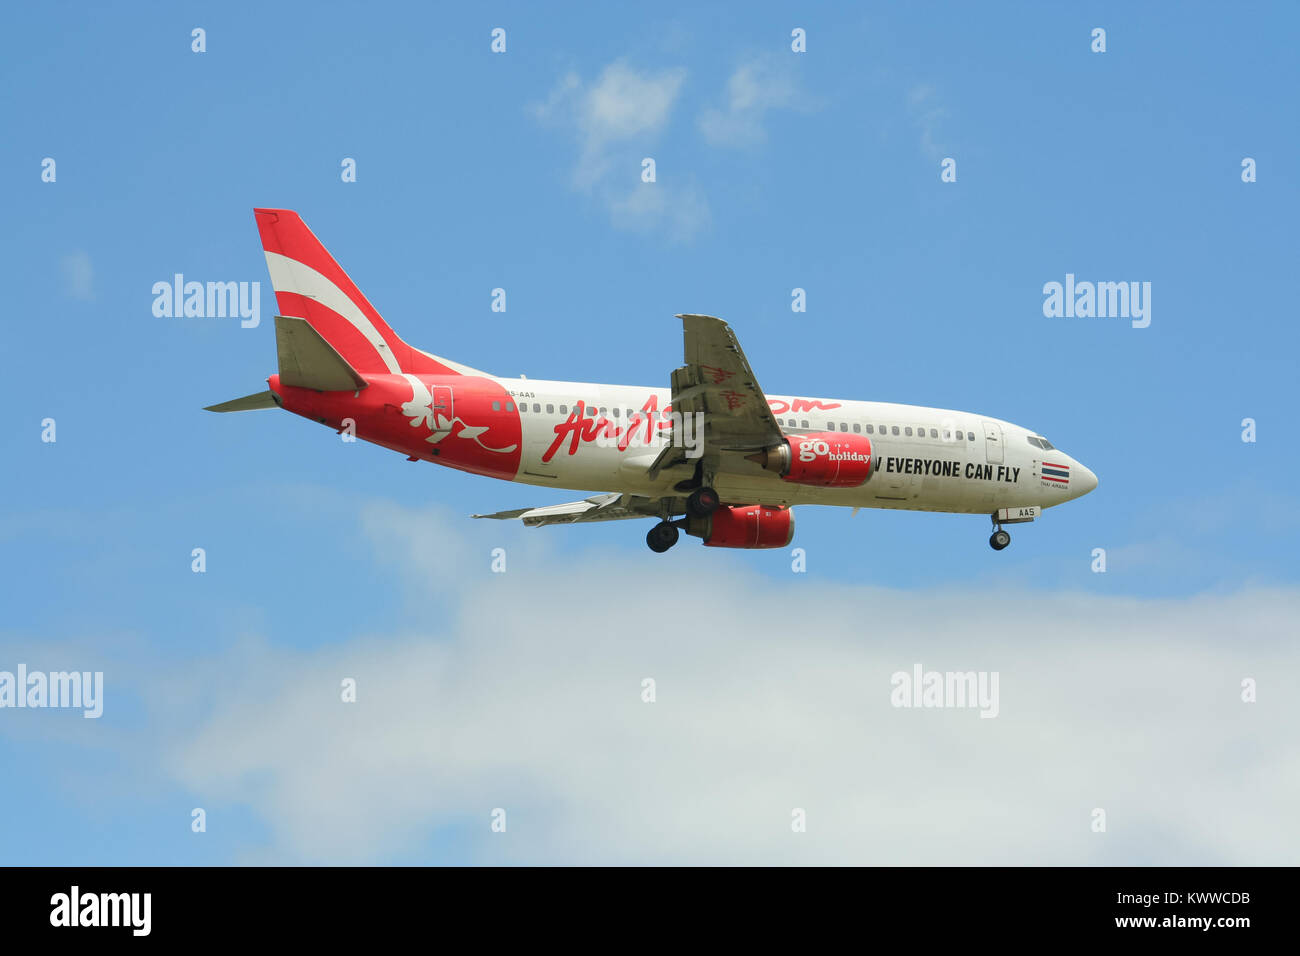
top-left (207, 209), bottom-right (1098, 552)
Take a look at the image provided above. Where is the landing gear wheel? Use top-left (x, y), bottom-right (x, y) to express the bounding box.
top-left (686, 486), bottom-right (720, 518)
top-left (989, 530), bottom-right (1011, 551)
top-left (646, 521), bottom-right (680, 553)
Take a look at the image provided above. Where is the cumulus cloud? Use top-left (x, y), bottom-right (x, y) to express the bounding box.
top-left (698, 55), bottom-right (809, 147)
top-left (151, 501), bottom-right (1300, 865)
top-left (534, 61), bottom-right (708, 239)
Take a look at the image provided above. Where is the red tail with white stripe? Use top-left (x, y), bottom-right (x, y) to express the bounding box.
top-left (254, 208), bottom-right (477, 378)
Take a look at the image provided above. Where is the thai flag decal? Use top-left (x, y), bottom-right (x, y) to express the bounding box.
top-left (1041, 461), bottom-right (1071, 485)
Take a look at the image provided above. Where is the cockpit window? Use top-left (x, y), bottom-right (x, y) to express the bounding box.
top-left (1027, 436), bottom-right (1043, 449)
top-left (1039, 437), bottom-right (1054, 450)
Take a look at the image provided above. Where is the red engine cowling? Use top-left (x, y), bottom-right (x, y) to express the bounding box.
top-left (748, 432), bottom-right (874, 488)
top-left (690, 504), bottom-right (795, 549)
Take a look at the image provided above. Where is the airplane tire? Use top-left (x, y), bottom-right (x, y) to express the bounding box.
top-left (687, 486), bottom-right (721, 518)
top-left (647, 522), bottom-right (680, 553)
top-left (989, 530), bottom-right (1011, 551)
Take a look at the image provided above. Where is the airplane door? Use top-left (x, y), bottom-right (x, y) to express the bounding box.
top-left (431, 385), bottom-right (453, 430)
top-left (982, 421), bottom-right (1004, 464)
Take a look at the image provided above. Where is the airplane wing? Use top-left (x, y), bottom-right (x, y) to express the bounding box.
top-left (472, 493), bottom-right (664, 527)
top-left (647, 313), bottom-right (784, 478)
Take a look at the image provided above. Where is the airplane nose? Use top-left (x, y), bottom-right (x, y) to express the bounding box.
top-left (1074, 463), bottom-right (1098, 497)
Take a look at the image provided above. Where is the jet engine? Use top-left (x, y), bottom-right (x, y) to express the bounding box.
top-left (747, 433), bottom-right (874, 487)
top-left (687, 504), bottom-right (794, 549)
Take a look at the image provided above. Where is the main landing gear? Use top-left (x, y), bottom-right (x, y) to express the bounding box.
top-left (646, 521), bottom-right (680, 553)
top-left (647, 485), bottom-right (719, 552)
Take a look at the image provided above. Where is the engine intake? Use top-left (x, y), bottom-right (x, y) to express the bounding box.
top-left (748, 432), bottom-right (874, 488)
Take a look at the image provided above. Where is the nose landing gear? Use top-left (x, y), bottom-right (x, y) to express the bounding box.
top-left (989, 514), bottom-right (1011, 550)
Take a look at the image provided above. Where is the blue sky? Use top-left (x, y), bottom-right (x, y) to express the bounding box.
top-left (1, 2), bottom-right (1297, 865)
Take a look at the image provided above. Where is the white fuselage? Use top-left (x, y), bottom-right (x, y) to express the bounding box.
top-left (497, 379), bottom-right (1097, 514)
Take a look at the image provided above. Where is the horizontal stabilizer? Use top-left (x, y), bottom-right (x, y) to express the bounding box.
top-left (204, 390), bottom-right (279, 413)
top-left (276, 315), bottom-right (368, 391)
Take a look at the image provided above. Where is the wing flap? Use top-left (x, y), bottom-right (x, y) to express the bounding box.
top-left (673, 314), bottom-right (783, 452)
top-left (473, 493), bottom-right (664, 527)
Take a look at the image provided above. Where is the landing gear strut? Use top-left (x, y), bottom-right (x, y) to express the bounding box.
top-left (646, 521), bottom-right (680, 553)
top-left (989, 514), bottom-right (1011, 551)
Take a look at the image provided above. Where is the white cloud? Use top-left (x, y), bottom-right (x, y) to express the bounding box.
top-left (535, 61), bottom-right (686, 190)
top-left (61, 251), bottom-right (93, 301)
top-left (698, 56), bottom-right (808, 147)
top-left (534, 61), bottom-right (707, 239)
top-left (153, 502), bottom-right (1300, 865)
top-left (608, 179), bottom-right (711, 242)
top-left (582, 63), bottom-right (685, 145)
top-left (907, 83), bottom-right (950, 160)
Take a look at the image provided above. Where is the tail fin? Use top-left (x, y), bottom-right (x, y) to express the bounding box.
top-left (253, 209), bottom-right (484, 378)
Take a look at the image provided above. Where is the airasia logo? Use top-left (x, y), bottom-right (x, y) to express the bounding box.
top-left (399, 375), bottom-right (517, 454)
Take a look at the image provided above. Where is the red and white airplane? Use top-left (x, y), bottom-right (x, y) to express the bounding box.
top-left (208, 209), bottom-right (1097, 552)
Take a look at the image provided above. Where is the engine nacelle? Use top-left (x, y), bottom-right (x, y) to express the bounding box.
top-left (688, 504), bottom-right (794, 549)
top-left (748, 432), bottom-right (874, 488)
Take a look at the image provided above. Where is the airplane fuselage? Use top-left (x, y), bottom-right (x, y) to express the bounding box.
top-left (268, 372), bottom-right (1098, 515)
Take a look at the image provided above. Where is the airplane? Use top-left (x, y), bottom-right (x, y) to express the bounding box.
top-left (207, 209), bottom-right (1098, 553)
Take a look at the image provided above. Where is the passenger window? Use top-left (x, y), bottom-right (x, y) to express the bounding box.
top-left (891, 426), bottom-right (899, 436)
top-left (967, 431), bottom-right (974, 442)
top-left (930, 428), bottom-right (938, 438)
top-left (840, 423), bottom-right (848, 432)
top-left (943, 430), bottom-right (951, 440)
top-left (559, 405), bottom-right (567, 414)
top-left (853, 423), bottom-right (861, 433)
top-left (801, 420), bottom-right (809, 428)
top-left (866, 424), bottom-right (874, 434)
top-left (600, 407), bottom-right (607, 416)
top-left (492, 401), bottom-right (501, 411)
top-left (546, 404), bottom-right (554, 414)
top-left (533, 403), bottom-right (540, 413)
top-left (905, 427), bottom-right (913, 436)
top-left (505, 402), bottom-right (514, 412)
top-left (827, 421), bottom-right (834, 430)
